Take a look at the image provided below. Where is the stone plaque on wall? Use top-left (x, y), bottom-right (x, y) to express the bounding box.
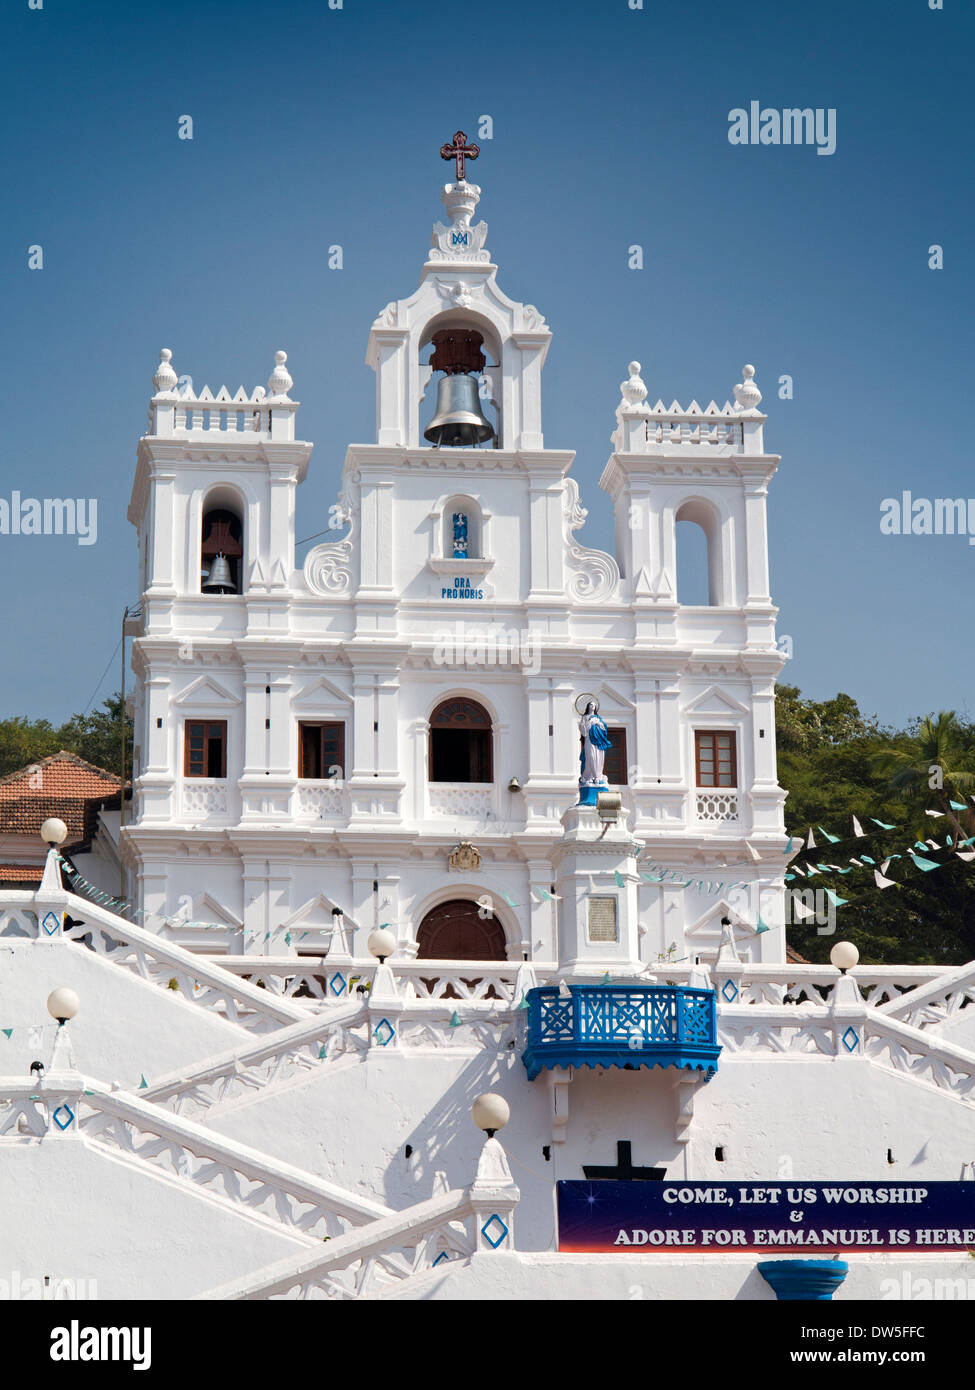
top-left (587, 896), bottom-right (618, 943)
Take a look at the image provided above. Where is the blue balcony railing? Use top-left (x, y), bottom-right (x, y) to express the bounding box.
top-left (521, 984), bottom-right (721, 1081)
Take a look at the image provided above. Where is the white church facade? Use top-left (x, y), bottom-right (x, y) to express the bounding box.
top-left (123, 160), bottom-right (788, 971)
top-left (2, 144), bottom-right (974, 1305)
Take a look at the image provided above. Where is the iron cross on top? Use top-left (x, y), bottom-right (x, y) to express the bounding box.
top-left (440, 130), bottom-right (480, 181)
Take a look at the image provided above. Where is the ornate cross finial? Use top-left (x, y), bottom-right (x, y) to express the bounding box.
top-left (440, 130), bottom-right (480, 181)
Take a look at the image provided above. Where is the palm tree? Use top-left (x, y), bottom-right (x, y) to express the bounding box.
top-left (871, 711), bottom-right (975, 841)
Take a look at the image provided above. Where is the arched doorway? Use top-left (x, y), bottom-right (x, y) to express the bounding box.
top-left (416, 899), bottom-right (507, 960)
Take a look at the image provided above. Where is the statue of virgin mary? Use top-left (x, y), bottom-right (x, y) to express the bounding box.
top-left (579, 699), bottom-right (612, 786)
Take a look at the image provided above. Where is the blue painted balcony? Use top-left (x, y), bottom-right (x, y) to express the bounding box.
top-left (521, 984), bottom-right (721, 1081)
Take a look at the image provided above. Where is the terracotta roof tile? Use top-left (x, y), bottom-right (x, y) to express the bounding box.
top-left (0, 864), bottom-right (43, 883)
top-left (0, 751), bottom-right (122, 844)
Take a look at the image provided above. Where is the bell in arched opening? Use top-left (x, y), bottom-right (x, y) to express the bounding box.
top-left (423, 329), bottom-right (495, 448)
top-left (201, 553), bottom-right (235, 594)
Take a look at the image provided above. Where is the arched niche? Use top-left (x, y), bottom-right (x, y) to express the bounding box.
top-left (675, 496), bottom-right (723, 607)
top-left (200, 485), bottom-right (247, 595)
top-left (442, 495), bottom-right (483, 560)
top-left (428, 695), bottom-right (494, 784)
top-left (417, 310), bottom-right (501, 447)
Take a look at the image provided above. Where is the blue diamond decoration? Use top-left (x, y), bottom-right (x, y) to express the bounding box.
top-left (432, 1252), bottom-right (450, 1267)
top-left (42, 912), bottom-right (60, 936)
top-left (329, 972), bottom-right (347, 997)
top-left (52, 1104), bottom-right (74, 1131)
top-left (721, 979), bottom-right (739, 1003)
top-left (373, 1018), bottom-right (395, 1047)
top-left (480, 1214), bottom-right (509, 1249)
top-left (842, 1026), bottom-right (860, 1053)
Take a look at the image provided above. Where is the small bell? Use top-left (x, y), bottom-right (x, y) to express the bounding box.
top-left (424, 373), bottom-right (494, 447)
top-left (202, 553), bottom-right (236, 593)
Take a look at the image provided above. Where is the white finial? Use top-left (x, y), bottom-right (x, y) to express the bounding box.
top-left (267, 350), bottom-right (293, 399)
top-left (619, 361), bottom-right (649, 413)
top-left (153, 348), bottom-right (177, 395)
top-left (733, 363), bottom-right (762, 412)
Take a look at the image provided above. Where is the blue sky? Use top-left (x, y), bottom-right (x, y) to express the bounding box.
top-left (1, 0), bottom-right (971, 729)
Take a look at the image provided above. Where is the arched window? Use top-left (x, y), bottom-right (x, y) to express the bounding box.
top-left (429, 697), bottom-right (493, 783)
top-left (675, 499), bottom-right (721, 606)
top-left (416, 899), bottom-right (507, 961)
top-left (201, 506), bottom-right (243, 594)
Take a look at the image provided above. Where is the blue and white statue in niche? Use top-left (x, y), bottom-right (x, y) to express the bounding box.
top-left (452, 512), bottom-right (469, 559)
top-left (577, 695), bottom-right (612, 806)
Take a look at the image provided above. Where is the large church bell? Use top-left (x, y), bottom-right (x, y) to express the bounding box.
top-left (423, 329), bottom-right (495, 447)
top-left (202, 554), bottom-right (235, 593)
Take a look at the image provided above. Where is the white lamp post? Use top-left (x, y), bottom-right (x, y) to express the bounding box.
top-left (472, 1092), bottom-right (510, 1139)
top-left (40, 819), bottom-right (68, 848)
top-left (47, 988), bottom-right (80, 1028)
top-left (367, 928), bottom-right (396, 964)
top-left (829, 941), bottom-right (859, 975)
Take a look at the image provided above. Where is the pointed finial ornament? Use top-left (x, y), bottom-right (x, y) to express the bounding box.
top-left (733, 363), bottom-right (762, 412)
top-left (153, 348), bottom-right (177, 395)
top-left (267, 350), bottom-right (293, 399)
top-left (620, 361), bottom-right (649, 413)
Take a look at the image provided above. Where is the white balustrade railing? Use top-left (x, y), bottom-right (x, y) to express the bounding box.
top-left (181, 779), bottom-right (229, 816)
top-left (0, 1075), bottom-right (393, 1241)
top-left (864, 1014), bottom-right (975, 1106)
top-left (695, 790), bottom-right (740, 824)
top-left (143, 1002), bottom-right (371, 1118)
top-left (875, 960), bottom-right (975, 1031)
top-left (0, 891), bottom-right (308, 1032)
top-left (199, 1139), bottom-right (519, 1301)
top-left (427, 784), bottom-right (494, 820)
top-left (294, 781), bottom-right (345, 819)
top-left (200, 957), bottom-right (551, 1005)
top-left (645, 413), bottom-right (744, 449)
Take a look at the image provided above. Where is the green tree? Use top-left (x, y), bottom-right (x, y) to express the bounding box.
top-left (0, 694), bottom-right (131, 779)
top-left (870, 711), bottom-right (975, 842)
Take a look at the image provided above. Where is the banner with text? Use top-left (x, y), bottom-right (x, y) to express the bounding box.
top-left (556, 1180), bottom-right (975, 1254)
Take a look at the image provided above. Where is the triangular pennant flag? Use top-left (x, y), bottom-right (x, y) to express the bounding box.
top-left (909, 853), bottom-right (941, 872)
top-left (284, 932), bottom-right (292, 946)
top-left (805, 864), bottom-right (821, 876)
top-left (502, 893), bottom-right (519, 908)
top-left (874, 870), bottom-right (898, 889)
top-left (755, 916), bottom-right (770, 934)
top-left (950, 800), bottom-right (968, 811)
top-left (852, 815), bottom-right (865, 838)
top-left (641, 873), bottom-right (665, 883)
top-left (925, 809), bottom-right (945, 819)
top-left (784, 874), bottom-right (795, 882)
top-left (790, 897), bottom-right (815, 920)
top-left (783, 835), bottom-right (795, 854)
top-left (601, 972), bottom-right (612, 984)
top-left (1, 1029), bottom-right (11, 1039)
top-left (516, 994), bottom-right (530, 1011)
top-left (824, 890), bottom-right (849, 907)
top-left (806, 829), bottom-right (817, 849)
top-left (817, 826), bottom-right (840, 844)
top-left (871, 818), bottom-right (896, 830)
top-left (448, 1011), bottom-right (463, 1028)
top-left (956, 852), bottom-right (975, 863)
top-left (792, 864), bottom-right (806, 876)
top-left (925, 840), bottom-right (940, 850)
top-left (861, 855), bottom-right (876, 865)
top-left (139, 1075), bottom-right (148, 1089)
top-left (614, 871), bottom-right (625, 888)
top-left (849, 858), bottom-right (864, 867)
top-left (318, 1045), bottom-right (328, 1059)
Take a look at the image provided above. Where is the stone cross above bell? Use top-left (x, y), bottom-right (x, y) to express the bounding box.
top-left (423, 329), bottom-right (495, 448)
